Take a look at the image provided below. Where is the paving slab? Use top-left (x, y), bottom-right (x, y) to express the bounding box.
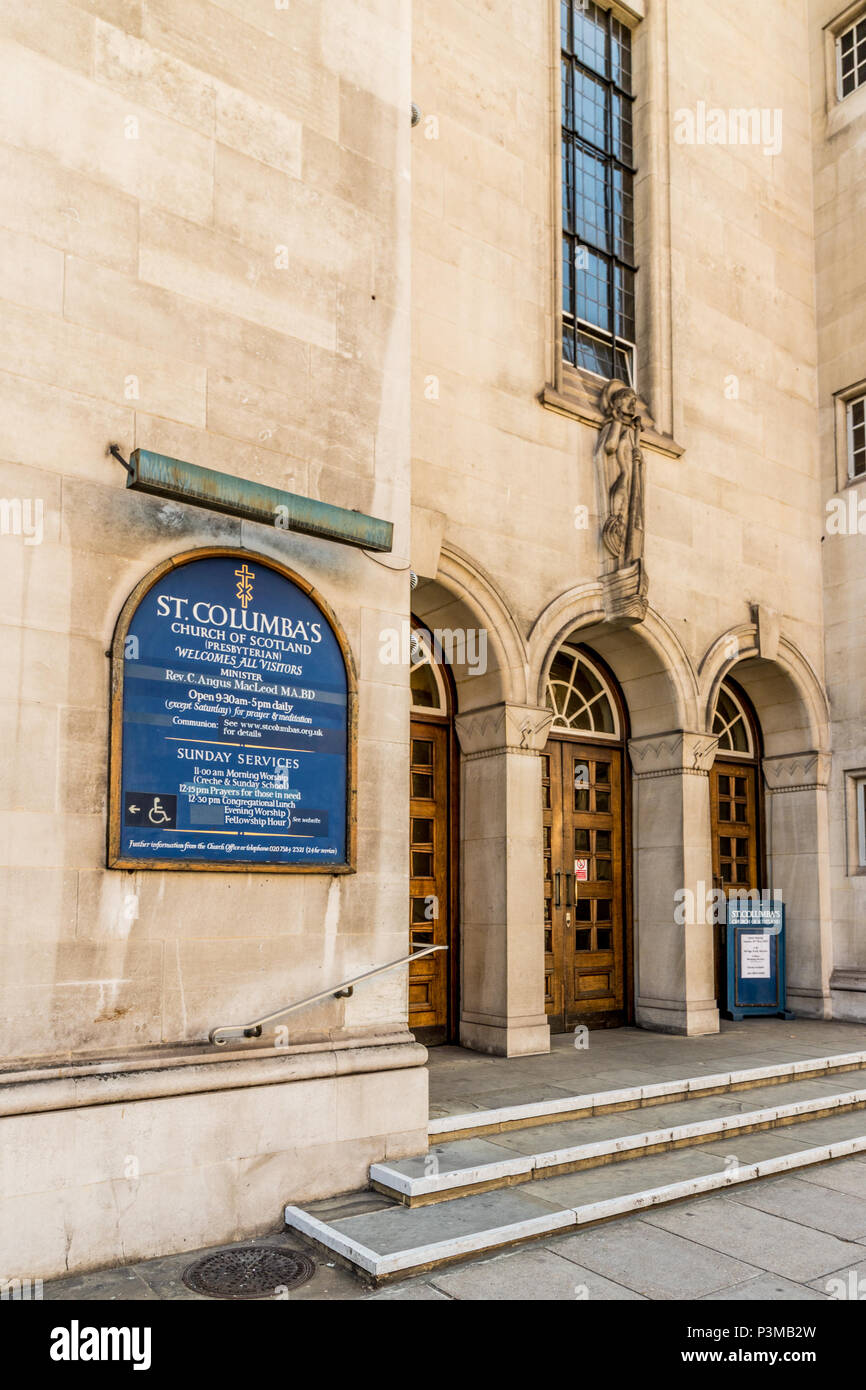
top-left (701, 1130), bottom-right (819, 1164)
top-left (700, 1274), bottom-right (829, 1301)
top-left (429, 1246), bottom-right (645, 1301)
top-left (795, 1157), bottom-right (866, 1198)
top-left (529, 1144), bottom-right (728, 1208)
top-left (807, 1255), bottom-right (866, 1298)
top-left (429, 1083), bottom-right (575, 1119)
top-left (377, 1134), bottom-right (529, 1181)
top-left (363, 1282), bottom-right (452, 1300)
top-left (325, 1187), bottom-right (572, 1257)
top-left (43, 1267), bottom-right (158, 1301)
top-left (730, 1176), bottom-right (866, 1240)
top-left (547, 1217), bottom-right (760, 1299)
top-left (756, 1109), bottom-right (866, 1146)
top-left (644, 1195), bottom-right (866, 1282)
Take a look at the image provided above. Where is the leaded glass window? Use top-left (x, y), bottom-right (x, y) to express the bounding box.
top-left (712, 684), bottom-right (753, 757)
top-left (561, 0), bottom-right (636, 381)
top-left (410, 629), bottom-right (447, 714)
top-left (546, 646), bottom-right (619, 738)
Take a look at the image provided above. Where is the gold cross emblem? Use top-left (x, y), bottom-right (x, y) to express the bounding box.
top-left (235, 563), bottom-right (255, 609)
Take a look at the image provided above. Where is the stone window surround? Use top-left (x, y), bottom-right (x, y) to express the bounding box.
top-left (823, 2), bottom-right (866, 136)
top-left (844, 767), bottom-right (866, 875)
top-left (832, 376), bottom-right (866, 491)
top-left (543, 0), bottom-right (681, 455)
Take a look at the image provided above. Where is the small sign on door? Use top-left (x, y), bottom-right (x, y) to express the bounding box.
top-left (574, 858), bottom-right (589, 882)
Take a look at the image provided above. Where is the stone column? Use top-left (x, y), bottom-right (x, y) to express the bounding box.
top-left (628, 731), bottom-right (720, 1036)
top-left (762, 752), bottom-right (833, 1019)
top-left (454, 703), bottom-right (554, 1057)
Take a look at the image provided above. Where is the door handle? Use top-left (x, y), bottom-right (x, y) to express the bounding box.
top-left (555, 871), bottom-right (561, 909)
top-left (565, 872), bottom-right (573, 907)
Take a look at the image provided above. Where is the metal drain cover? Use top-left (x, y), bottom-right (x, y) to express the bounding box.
top-left (182, 1246), bottom-right (315, 1299)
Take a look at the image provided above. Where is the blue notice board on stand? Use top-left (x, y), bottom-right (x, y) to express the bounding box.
top-left (726, 901), bottom-right (793, 1020)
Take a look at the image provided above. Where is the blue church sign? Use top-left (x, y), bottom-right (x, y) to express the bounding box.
top-left (109, 551), bottom-right (354, 871)
top-left (725, 899), bottom-right (793, 1019)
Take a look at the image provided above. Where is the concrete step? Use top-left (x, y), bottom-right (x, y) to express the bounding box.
top-left (369, 1067), bottom-right (866, 1205)
top-left (428, 1049), bottom-right (866, 1143)
top-left (285, 1107), bottom-right (866, 1282)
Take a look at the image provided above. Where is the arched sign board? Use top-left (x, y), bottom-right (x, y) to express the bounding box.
top-left (108, 550), bottom-right (355, 872)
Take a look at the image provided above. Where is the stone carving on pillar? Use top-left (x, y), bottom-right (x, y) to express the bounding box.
top-left (762, 752), bottom-right (831, 794)
top-left (629, 731), bottom-right (720, 780)
top-left (455, 704), bottom-right (555, 760)
top-left (595, 379), bottom-right (654, 624)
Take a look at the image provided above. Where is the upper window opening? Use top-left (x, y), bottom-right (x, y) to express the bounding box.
top-left (546, 645), bottom-right (620, 739)
top-left (838, 14), bottom-right (866, 99)
top-left (410, 628), bottom-right (448, 715)
top-left (561, 0), bottom-right (636, 384)
top-left (712, 684), bottom-right (754, 758)
top-left (847, 393), bottom-right (866, 479)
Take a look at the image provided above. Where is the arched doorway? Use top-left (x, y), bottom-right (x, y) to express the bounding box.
top-left (408, 622), bottom-right (458, 1045)
top-left (541, 643), bottom-right (632, 1032)
top-left (709, 678), bottom-right (766, 1012)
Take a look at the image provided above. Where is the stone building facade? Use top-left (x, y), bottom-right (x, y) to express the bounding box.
top-left (0, 0), bottom-right (863, 1280)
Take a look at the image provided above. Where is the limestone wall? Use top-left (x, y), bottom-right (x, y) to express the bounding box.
top-left (411, 0), bottom-right (824, 685)
top-left (809, 0), bottom-right (866, 1017)
top-left (0, 0), bottom-right (425, 1276)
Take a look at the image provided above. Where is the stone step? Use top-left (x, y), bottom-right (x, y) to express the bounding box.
top-left (285, 1108), bottom-right (866, 1282)
top-left (372, 1068), bottom-right (866, 1204)
top-left (428, 1049), bottom-right (866, 1143)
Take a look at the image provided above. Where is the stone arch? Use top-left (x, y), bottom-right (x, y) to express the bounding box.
top-left (699, 624), bottom-right (833, 1019)
top-left (528, 583), bottom-right (699, 736)
top-left (414, 542), bottom-right (529, 712)
top-left (699, 626), bottom-right (830, 758)
top-left (528, 589), bottom-right (717, 1038)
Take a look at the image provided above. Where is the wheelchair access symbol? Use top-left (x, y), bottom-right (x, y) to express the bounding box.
top-left (124, 792), bottom-right (177, 829)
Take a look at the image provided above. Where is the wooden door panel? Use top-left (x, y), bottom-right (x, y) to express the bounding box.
top-left (710, 760), bottom-right (761, 1010)
top-left (543, 739), bottom-right (626, 1031)
top-left (567, 748), bottom-right (623, 1022)
top-left (409, 723), bottom-right (449, 1034)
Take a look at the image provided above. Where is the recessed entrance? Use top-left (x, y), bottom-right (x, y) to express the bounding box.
top-left (408, 624), bottom-right (458, 1045)
top-left (710, 679), bottom-right (766, 1012)
top-left (542, 645), bottom-right (632, 1033)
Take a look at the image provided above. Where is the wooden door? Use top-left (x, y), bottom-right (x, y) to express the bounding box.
top-left (542, 738), bottom-right (627, 1031)
top-left (710, 760), bottom-right (761, 1010)
top-left (408, 721), bottom-right (451, 1042)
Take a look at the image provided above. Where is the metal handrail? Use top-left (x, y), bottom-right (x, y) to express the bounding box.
top-left (209, 944), bottom-right (448, 1046)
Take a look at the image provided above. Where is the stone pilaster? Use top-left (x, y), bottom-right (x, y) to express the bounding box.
top-left (628, 731), bottom-right (720, 1036)
top-left (454, 704), bottom-right (553, 1057)
top-left (762, 752), bottom-right (833, 1018)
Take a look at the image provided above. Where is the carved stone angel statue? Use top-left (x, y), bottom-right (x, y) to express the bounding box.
top-left (594, 379), bottom-right (654, 623)
top-left (595, 379), bottom-right (653, 570)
